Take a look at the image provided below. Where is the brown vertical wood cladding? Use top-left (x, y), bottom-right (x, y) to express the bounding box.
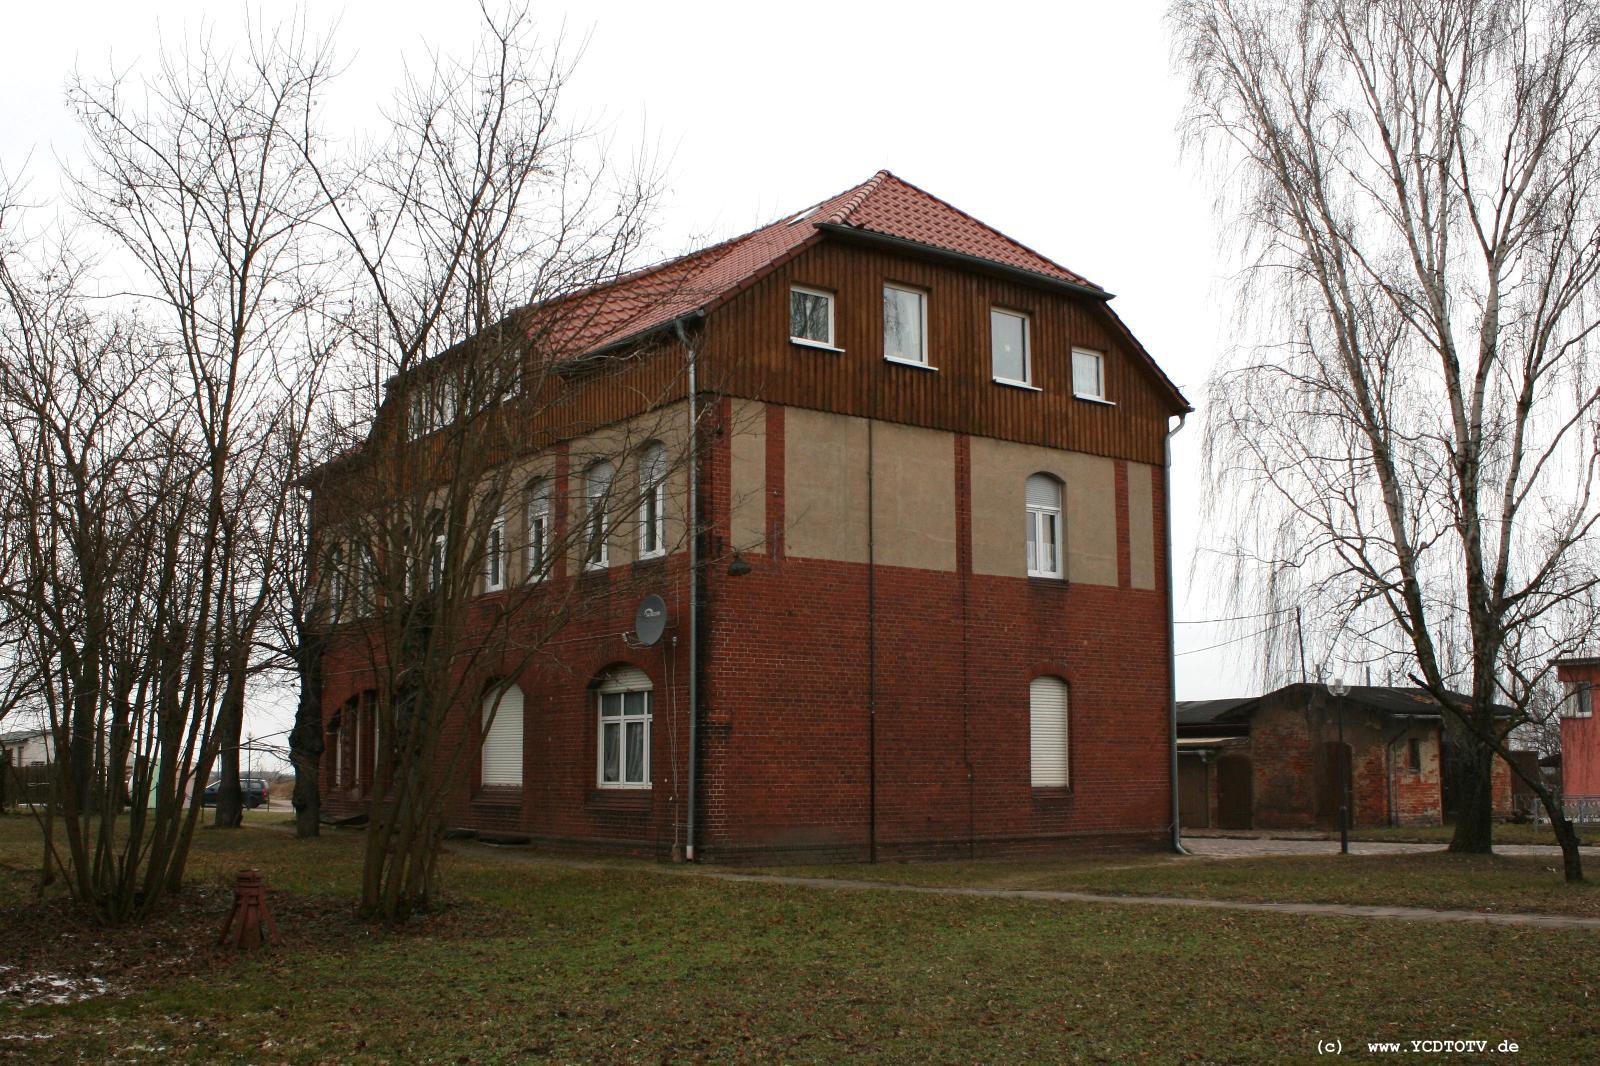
top-left (702, 239), bottom-right (1177, 466)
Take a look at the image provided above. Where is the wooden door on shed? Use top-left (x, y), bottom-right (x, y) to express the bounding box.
top-left (1178, 755), bottom-right (1210, 828)
top-left (1216, 754), bottom-right (1253, 829)
top-left (1315, 741), bottom-right (1353, 828)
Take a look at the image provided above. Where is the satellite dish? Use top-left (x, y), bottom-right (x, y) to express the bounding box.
top-left (633, 594), bottom-right (668, 647)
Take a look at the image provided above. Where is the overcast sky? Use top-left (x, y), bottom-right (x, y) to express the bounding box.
top-left (2, 0), bottom-right (1265, 752)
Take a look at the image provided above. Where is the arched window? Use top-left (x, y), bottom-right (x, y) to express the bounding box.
top-left (596, 665), bottom-right (652, 788)
top-left (483, 509), bottom-right (507, 593)
top-left (525, 479), bottom-right (550, 582)
top-left (327, 545), bottom-right (346, 621)
top-left (637, 442), bottom-right (667, 559)
top-left (1026, 474), bottom-right (1063, 578)
top-left (1029, 676), bottom-right (1069, 787)
top-left (481, 683), bottom-right (525, 788)
top-left (584, 461), bottom-right (614, 569)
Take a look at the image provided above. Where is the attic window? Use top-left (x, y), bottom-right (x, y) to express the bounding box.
top-left (786, 205), bottom-right (820, 225)
top-left (790, 286), bottom-right (835, 348)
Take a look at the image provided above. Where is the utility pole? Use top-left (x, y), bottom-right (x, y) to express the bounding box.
top-left (1296, 607), bottom-right (1308, 684)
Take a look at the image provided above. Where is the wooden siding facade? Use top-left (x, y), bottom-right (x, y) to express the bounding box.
top-left (701, 235), bottom-right (1180, 467)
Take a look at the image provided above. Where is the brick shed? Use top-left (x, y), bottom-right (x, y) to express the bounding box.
top-left (1177, 684), bottom-right (1513, 831)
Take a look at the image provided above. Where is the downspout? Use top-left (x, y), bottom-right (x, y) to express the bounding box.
top-left (675, 318), bottom-right (701, 862)
top-left (866, 417), bottom-right (877, 863)
top-left (1166, 412), bottom-right (1189, 854)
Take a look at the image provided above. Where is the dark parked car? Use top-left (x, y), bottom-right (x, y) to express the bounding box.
top-left (201, 777), bottom-right (270, 809)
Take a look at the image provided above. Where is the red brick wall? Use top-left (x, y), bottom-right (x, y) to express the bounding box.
top-left (1557, 662), bottom-right (1600, 797)
top-left (317, 403), bottom-right (1176, 862)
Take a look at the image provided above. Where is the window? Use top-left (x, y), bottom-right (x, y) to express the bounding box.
top-left (1564, 682), bottom-right (1594, 718)
top-left (1072, 347), bottom-right (1106, 400)
top-left (327, 545), bottom-right (346, 620)
top-left (597, 666), bottom-right (652, 788)
top-left (525, 480), bottom-right (550, 582)
top-left (484, 512), bottom-right (506, 592)
top-left (883, 284), bottom-right (929, 365)
top-left (428, 512), bottom-right (447, 591)
top-left (354, 544), bottom-right (376, 616)
top-left (1026, 474), bottom-right (1063, 578)
top-left (991, 309), bottom-right (1031, 385)
top-left (584, 461), bottom-right (613, 570)
top-left (1406, 737), bottom-right (1422, 773)
top-left (790, 286), bottom-right (835, 348)
top-left (638, 443), bottom-right (667, 559)
top-left (1030, 676), bottom-right (1070, 787)
top-left (481, 683), bottom-right (524, 788)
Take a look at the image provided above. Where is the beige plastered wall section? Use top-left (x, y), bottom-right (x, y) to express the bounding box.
top-left (728, 399), bottom-right (767, 554)
top-left (782, 408), bottom-right (956, 571)
top-left (563, 400), bottom-right (691, 572)
top-left (969, 437), bottom-right (1118, 585)
top-left (1128, 461), bottom-right (1157, 590)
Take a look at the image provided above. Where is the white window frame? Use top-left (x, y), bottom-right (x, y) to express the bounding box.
top-left (585, 462), bottom-right (612, 571)
top-left (1026, 474), bottom-right (1064, 579)
top-left (596, 671), bottom-right (652, 789)
top-left (789, 285), bottom-right (839, 351)
top-left (1072, 347), bottom-right (1109, 402)
top-left (637, 444), bottom-right (667, 560)
top-left (883, 283), bottom-right (932, 368)
top-left (327, 545), bottom-right (347, 621)
top-left (525, 480), bottom-right (550, 583)
top-left (1029, 676), bottom-right (1070, 788)
top-left (429, 526), bottom-right (447, 591)
top-left (990, 308), bottom-right (1033, 388)
top-left (1564, 681), bottom-right (1594, 718)
top-left (480, 684), bottom-right (524, 788)
top-left (484, 512), bottom-right (507, 592)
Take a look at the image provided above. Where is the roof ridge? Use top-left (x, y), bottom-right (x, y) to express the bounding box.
top-left (841, 170), bottom-right (1103, 293)
top-left (822, 169), bottom-right (892, 225)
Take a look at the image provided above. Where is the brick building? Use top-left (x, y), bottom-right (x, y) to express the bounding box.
top-left (312, 171), bottom-right (1190, 862)
top-left (1554, 657), bottom-right (1599, 804)
top-left (1177, 684), bottom-right (1513, 830)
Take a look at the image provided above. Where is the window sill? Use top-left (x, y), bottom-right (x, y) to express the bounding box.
top-left (791, 338), bottom-right (845, 354)
top-left (472, 787), bottom-right (522, 808)
top-left (884, 355), bottom-right (937, 371)
top-left (1027, 572), bottom-right (1067, 584)
top-left (1031, 785), bottom-right (1074, 806)
top-left (586, 788), bottom-right (652, 813)
top-left (994, 378), bottom-right (1041, 392)
top-left (1073, 393), bottom-right (1116, 406)
top-left (633, 551), bottom-right (667, 569)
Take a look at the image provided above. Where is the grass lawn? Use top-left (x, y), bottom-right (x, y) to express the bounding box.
top-left (2, 815), bottom-right (1598, 1063)
top-left (760, 849), bottom-right (1600, 918)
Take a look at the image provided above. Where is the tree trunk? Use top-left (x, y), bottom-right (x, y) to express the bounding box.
top-left (1447, 729), bottom-right (1494, 854)
top-left (290, 633), bottom-right (325, 838)
top-left (212, 673), bottom-right (246, 828)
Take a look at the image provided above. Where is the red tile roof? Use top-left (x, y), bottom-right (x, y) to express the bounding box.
top-left (521, 170), bottom-right (1187, 410)
top-left (532, 170), bottom-right (1101, 355)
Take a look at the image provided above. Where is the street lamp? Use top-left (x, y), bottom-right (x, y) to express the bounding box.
top-left (1329, 679), bottom-right (1350, 855)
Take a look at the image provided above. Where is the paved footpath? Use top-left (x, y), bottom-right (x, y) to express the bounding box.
top-left (463, 842), bottom-right (1600, 932)
top-left (1181, 835), bottom-right (1600, 860)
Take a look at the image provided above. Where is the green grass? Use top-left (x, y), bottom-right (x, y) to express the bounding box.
top-left (3, 816), bottom-right (1599, 1063)
top-left (760, 850), bottom-right (1600, 918)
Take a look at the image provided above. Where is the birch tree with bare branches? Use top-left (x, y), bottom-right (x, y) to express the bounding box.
top-left (1173, 0), bottom-right (1600, 879)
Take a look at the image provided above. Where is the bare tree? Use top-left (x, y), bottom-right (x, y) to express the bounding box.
top-left (300, 3), bottom-right (694, 921)
top-left (1174, 0), bottom-right (1600, 879)
top-left (66, 16), bottom-right (336, 832)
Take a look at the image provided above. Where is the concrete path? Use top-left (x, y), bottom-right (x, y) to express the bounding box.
top-left (679, 869), bottom-right (1600, 931)
top-left (457, 840), bottom-right (1600, 932)
top-left (1181, 835), bottom-right (1599, 860)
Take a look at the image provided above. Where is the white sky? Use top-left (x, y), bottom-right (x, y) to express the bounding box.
top-left (1, 0), bottom-right (1261, 753)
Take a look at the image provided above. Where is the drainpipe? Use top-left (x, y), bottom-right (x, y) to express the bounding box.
top-left (866, 417), bottom-right (877, 863)
top-left (1166, 412), bottom-right (1189, 854)
top-left (675, 317), bottom-right (700, 862)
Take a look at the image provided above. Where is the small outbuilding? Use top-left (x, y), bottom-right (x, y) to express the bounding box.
top-left (1177, 684), bottom-right (1513, 831)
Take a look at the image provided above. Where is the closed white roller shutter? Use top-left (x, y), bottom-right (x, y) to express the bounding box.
top-left (1030, 676), bottom-right (1069, 787)
top-left (481, 684), bottom-right (524, 787)
top-left (1025, 474), bottom-right (1061, 509)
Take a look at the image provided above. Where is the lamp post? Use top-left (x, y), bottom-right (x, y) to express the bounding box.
top-left (1329, 679), bottom-right (1350, 855)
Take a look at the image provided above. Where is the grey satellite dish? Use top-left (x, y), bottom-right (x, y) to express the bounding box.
top-left (633, 594), bottom-right (668, 647)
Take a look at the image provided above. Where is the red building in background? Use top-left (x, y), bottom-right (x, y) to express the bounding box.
top-left (1555, 657), bottom-right (1600, 805)
top-left (313, 172), bottom-right (1190, 862)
